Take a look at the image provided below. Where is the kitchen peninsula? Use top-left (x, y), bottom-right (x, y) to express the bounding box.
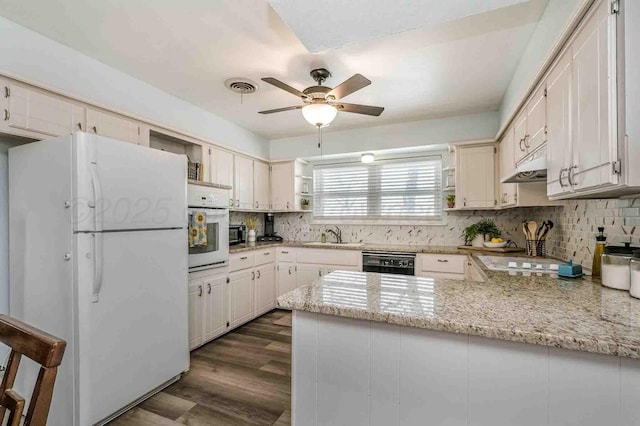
top-left (278, 258), bottom-right (640, 426)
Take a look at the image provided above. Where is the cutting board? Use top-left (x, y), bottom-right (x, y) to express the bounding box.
top-left (457, 245), bottom-right (525, 253)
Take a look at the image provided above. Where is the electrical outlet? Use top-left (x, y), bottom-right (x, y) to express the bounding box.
top-left (301, 225), bottom-right (311, 233)
top-left (279, 224), bottom-right (285, 233)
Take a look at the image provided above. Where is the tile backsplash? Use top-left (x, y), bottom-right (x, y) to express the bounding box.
top-left (552, 198), bottom-right (640, 269)
top-left (274, 207), bottom-right (562, 250)
top-left (235, 197), bottom-right (640, 270)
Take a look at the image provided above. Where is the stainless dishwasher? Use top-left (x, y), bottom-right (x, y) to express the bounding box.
top-left (362, 251), bottom-right (416, 275)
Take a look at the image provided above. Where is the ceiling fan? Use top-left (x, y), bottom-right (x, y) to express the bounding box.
top-left (259, 68), bottom-right (384, 128)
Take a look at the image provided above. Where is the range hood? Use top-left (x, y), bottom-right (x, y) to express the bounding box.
top-left (501, 145), bottom-right (547, 183)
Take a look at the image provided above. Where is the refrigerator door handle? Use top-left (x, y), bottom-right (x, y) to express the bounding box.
top-left (91, 232), bottom-right (104, 303)
top-left (88, 166), bottom-right (103, 231)
top-left (89, 165), bottom-right (104, 302)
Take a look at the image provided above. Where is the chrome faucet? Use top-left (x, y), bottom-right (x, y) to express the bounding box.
top-left (325, 226), bottom-right (342, 244)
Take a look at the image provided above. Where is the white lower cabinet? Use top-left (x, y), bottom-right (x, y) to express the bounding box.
top-left (229, 269), bottom-right (254, 329)
top-left (296, 263), bottom-right (323, 287)
top-left (416, 253), bottom-right (467, 280)
top-left (188, 280), bottom-right (205, 350)
top-left (277, 262), bottom-right (297, 297)
top-left (203, 275), bottom-right (228, 342)
top-left (255, 263), bottom-right (276, 316)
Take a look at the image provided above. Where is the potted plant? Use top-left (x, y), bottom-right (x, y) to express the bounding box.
top-left (463, 219), bottom-right (501, 247)
top-left (446, 194), bottom-right (456, 209)
top-left (301, 198), bottom-right (310, 210)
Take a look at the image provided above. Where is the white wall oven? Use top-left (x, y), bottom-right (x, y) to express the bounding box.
top-left (188, 184), bottom-right (229, 271)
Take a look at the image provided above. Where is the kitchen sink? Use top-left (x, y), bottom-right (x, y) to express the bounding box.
top-left (303, 242), bottom-right (365, 248)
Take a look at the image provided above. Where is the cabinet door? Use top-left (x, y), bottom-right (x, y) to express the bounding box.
top-left (513, 111), bottom-right (528, 163)
top-left (188, 282), bottom-right (204, 350)
top-left (547, 49), bottom-right (573, 198)
top-left (525, 84), bottom-right (547, 154)
top-left (277, 263), bottom-right (297, 296)
top-left (570, 0), bottom-right (618, 192)
top-left (271, 162), bottom-right (295, 211)
top-left (203, 275), bottom-right (228, 342)
top-left (296, 264), bottom-right (322, 287)
top-left (499, 126), bottom-right (517, 207)
top-left (233, 155), bottom-right (254, 210)
top-left (253, 160), bottom-right (270, 210)
top-left (229, 270), bottom-right (254, 328)
top-left (4, 84), bottom-right (84, 137)
top-left (87, 108), bottom-right (140, 144)
top-left (255, 264), bottom-right (276, 316)
top-left (322, 265), bottom-right (359, 275)
top-left (457, 145), bottom-right (496, 209)
top-left (209, 146), bottom-right (234, 192)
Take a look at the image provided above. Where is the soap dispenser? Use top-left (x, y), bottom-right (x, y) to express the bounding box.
top-left (592, 227), bottom-right (606, 279)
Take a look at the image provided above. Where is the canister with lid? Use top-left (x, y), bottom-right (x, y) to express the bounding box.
top-left (601, 243), bottom-right (638, 290)
top-left (630, 251), bottom-right (640, 298)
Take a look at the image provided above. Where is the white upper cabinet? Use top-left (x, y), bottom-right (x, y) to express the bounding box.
top-left (546, 48), bottom-right (573, 198)
top-left (456, 144), bottom-right (496, 209)
top-left (233, 155), bottom-right (254, 210)
top-left (546, 0), bottom-right (623, 199)
top-left (514, 85), bottom-right (547, 163)
top-left (253, 160), bottom-right (270, 210)
top-left (271, 161), bottom-right (295, 211)
top-left (569, 0), bottom-right (617, 192)
top-left (208, 146), bottom-right (234, 190)
top-left (86, 108), bottom-right (141, 144)
top-left (2, 83), bottom-right (84, 138)
top-left (499, 126), bottom-right (517, 207)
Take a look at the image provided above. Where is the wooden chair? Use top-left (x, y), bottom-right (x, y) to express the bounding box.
top-left (0, 315), bottom-right (66, 426)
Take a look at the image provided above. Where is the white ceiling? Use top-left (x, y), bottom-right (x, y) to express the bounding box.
top-left (267, 0), bottom-right (530, 53)
top-left (0, 0), bottom-right (548, 140)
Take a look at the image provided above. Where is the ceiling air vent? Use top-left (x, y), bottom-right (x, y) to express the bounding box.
top-left (224, 78), bottom-right (258, 94)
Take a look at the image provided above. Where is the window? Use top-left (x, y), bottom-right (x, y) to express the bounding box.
top-left (313, 157), bottom-right (443, 220)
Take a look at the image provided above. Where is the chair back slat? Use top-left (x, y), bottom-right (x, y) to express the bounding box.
top-left (3, 389), bottom-right (25, 426)
top-left (0, 315), bottom-right (66, 426)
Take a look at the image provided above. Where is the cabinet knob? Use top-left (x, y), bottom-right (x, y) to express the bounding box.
top-left (519, 138), bottom-right (525, 151)
top-left (77, 122), bottom-right (82, 130)
top-left (207, 283), bottom-right (211, 294)
top-left (257, 270), bottom-right (261, 279)
top-left (255, 201), bottom-right (259, 209)
top-left (3, 109), bottom-right (9, 121)
top-left (523, 134), bottom-right (530, 148)
top-left (252, 271), bottom-right (255, 280)
top-left (92, 126), bottom-right (97, 134)
top-left (567, 165), bottom-right (578, 186)
top-left (288, 267), bottom-right (292, 275)
top-left (198, 285), bottom-right (203, 297)
top-left (236, 200), bottom-right (240, 208)
top-left (286, 201), bottom-right (290, 210)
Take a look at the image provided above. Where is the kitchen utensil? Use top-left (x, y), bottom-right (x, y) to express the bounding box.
top-left (527, 221), bottom-right (538, 241)
top-left (540, 220), bottom-right (554, 241)
top-left (522, 221), bottom-right (531, 240)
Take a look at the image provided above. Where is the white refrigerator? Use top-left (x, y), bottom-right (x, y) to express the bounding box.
top-left (8, 132), bottom-right (190, 425)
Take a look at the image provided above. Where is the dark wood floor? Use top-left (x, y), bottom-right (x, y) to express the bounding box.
top-left (108, 310), bottom-right (292, 426)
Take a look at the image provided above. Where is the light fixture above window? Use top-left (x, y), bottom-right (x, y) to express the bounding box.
top-left (302, 104), bottom-right (338, 128)
top-left (361, 153), bottom-right (375, 163)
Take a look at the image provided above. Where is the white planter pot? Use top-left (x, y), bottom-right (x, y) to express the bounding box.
top-left (471, 234), bottom-right (485, 248)
top-left (248, 229), bottom-right (256, 243)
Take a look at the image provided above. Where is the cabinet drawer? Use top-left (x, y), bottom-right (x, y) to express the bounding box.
top-left (255, 249), bottom-right (276, 266)
top-left (419, 254), bottom-right (466, 274)
top-left (277, 247), bottom-right (296, 263)
top-left (296, 248), bottom-right (360, 266)
top-left (229, 252), bottom-right (255, 272)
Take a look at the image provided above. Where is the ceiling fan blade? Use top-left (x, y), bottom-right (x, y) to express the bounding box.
top-left (327, 74), bottom-right (371, 100)
top-left (258, 105), bottom-right (304, 114)
top-left (336, 103), bottom-right (384, 116)
top-left (261, 77), bottom-right (306, 99)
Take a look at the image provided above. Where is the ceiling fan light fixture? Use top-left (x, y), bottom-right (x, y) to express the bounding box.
top-left (361, 153), bottom-right (375, 163)
top-left (302, 104), bottom-right (337, 127)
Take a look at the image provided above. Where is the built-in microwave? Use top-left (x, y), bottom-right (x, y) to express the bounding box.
top-left (187, 184), bottom-right (230, 271)
top-left (229, 224), bottom-right (246, 246)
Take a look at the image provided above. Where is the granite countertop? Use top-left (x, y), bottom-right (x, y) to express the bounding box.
top-left (277, 255), bottom-right (640, 359)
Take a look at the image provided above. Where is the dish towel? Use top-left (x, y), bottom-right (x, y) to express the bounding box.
top-left (189, 210), bottom-right (208, 248)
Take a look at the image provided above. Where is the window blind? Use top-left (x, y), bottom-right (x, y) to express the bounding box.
top-left (313, 157), bottom-right (443, 220)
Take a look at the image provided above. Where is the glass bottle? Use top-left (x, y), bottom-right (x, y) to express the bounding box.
top-left (592, 227), bottom-right (606, 279)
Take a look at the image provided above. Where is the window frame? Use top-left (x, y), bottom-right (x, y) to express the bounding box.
top-left (312, 155), bottom-right (445, 225)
